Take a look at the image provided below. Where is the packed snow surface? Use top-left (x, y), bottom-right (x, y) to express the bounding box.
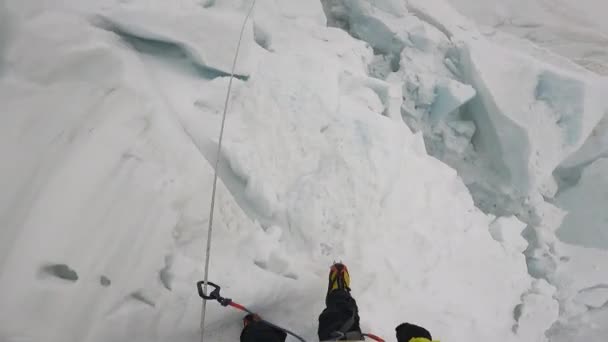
top-left (1, 0), bottom-right (606, 342)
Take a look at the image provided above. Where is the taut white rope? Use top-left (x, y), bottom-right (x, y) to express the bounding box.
top-left (200, 1), bottom-right (257, 341)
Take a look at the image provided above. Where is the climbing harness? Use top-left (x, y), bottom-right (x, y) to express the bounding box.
top-left (197, 281), bottom-right (307, 342)
top-left (199, 0), bottom-right (257, 341)
top-left (329, 312), bottom-right (385, 342)
top-left (331, 331), bottom-right (385, 342)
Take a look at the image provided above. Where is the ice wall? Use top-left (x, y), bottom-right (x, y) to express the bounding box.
top-left (323, 0), bottom-right (608, 217)
top-left (321, 2), bottom-right (608, 342)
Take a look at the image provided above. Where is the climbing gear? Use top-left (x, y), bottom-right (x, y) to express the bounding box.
top-left (329, 312), bottom-right (383, 341)
top-left (328, 263), bottom-right (351, 294)
top-left (243, 313), bottom-right (261, 328)
top-left (408, 339), bottom-right (440, 342)
top-left (196, 280), bottom-right (386, 341)
top-left (326, 263), bottom-right (383, 341)
top-left (329, 331), bottom-right (385, 341)
top-left (196, 280), bottom-right (306, 342)
top-left (329, 326), bottom-right (386, 341)
top-left (330, 319), bottom-right (361, 340)
top-left (199, 1), bottom-right (257, 341)
top-left (363, 333), bottom-right (386, 341)
top-left (329, 310), bottom-right (360, 341)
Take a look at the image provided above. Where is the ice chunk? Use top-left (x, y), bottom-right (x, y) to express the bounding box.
top-left (515, 279), bottom-right (559, 342)
top-left (556, 157), bottom-right (608, 250)
top-left (549, 242), bottom-right (608, 340)
top-left (430, 79), bottom-right (475, 122)
top-left (460, 38), bottom-right (608, 196)
top-left (489, 216), bottom-right (528, 253)
top-left (539, 175), bottom-right (558, 199)
top-left (561, 113), bottom-right (608, 169)
top-left (447, 120), bottom-right (476, 138)
top-left (442, 120), bottom-right (476, 154)
top-left (321, 0), bottom-right (411, 55)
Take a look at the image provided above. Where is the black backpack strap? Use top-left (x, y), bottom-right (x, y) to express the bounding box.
top-left (330, 312), bottom-right (363, 340)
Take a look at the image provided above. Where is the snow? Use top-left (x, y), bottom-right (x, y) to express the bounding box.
top-left (445, 0), bottom-right (608, 75)
top-left (95, 8), bottom-right (256, 78)
top-left (489, 216), bottom-right (528, 253)
top-left (546, 242), bottom-right (608, 341)
top-left (0, 0), bottom-right (606, 342)
top-left (515, 279), bottom-right (559, 341)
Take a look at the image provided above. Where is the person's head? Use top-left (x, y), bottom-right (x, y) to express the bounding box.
top-left (395, 322), bottom-right (433, 342)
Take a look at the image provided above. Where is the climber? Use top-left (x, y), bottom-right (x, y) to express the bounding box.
top-left (238, 263), bottom-right (437, 342)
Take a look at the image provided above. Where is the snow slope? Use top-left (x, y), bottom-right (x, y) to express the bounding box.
top-left (0, 0), bottom-right (596, 341)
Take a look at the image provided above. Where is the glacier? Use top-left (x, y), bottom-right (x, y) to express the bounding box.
top-left (440, 0), bottom-right (608, 340)
top-left (0, 0), bottom-right (607, 342)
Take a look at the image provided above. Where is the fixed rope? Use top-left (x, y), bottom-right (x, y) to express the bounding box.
top-left (200, 1), bottom-right (257, 341)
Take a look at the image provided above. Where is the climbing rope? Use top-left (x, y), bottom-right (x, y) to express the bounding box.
top-left (197, 281), bottom-right (307, 342)
top-left (200, 1), bottom-right (257, 341)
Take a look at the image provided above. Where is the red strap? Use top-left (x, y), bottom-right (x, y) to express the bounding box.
top-left (228, 301), bottom-right (247, 312)
top-left (363, 333), bottom-right (386, 342)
